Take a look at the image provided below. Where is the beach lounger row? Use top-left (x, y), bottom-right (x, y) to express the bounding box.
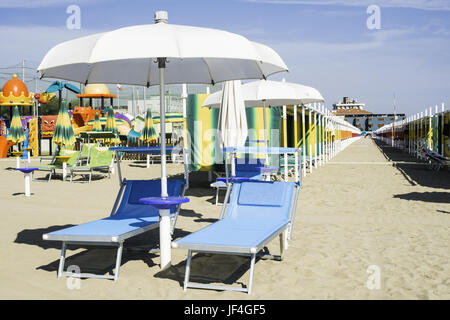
top-left (43, 179), bottom-right (299, 293)
top-left (35, 149), bottom-right (80, 182)
top-left (34, 144), bottom-right (114, 183)
top-left (421, 147), bottom-right (450, 171)
top-left (42, 146), bottom-right (301, 294)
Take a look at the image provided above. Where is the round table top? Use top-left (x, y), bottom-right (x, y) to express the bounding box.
top-left (55, 155), bottom-right (72, 162)
top-left (11, 151), bottom-right (24, 157)
top-left (15, 167), bottom-right (38, 174)
top-left (139, 196), bottom-right (190, 209)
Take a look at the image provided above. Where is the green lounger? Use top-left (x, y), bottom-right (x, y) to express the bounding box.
top-left (35, 149), bottom-right (80, 182)
top-left (69, 147), bottom-right (114, 183)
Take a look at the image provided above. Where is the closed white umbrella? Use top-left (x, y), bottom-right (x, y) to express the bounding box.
top-left (37, 11), bottom-right (288, 270)
top-left (218, 80), bottom-right (248, 149)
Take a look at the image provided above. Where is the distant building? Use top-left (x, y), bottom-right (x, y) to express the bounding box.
top-left (332, 97), bottom-right (405, 132)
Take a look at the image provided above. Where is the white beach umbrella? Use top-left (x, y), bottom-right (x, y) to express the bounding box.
top-left (203, 79), bottom-right (324, 162)
top-left (203, 79), bottom-right (324, 108)
top-left (218, 80), bottom-right (248, 149)
top-left (37, 11), bottom-right (288, 270)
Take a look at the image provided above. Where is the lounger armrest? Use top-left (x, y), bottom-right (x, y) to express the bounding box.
top-left (39, 157), bottom-right (53, 164)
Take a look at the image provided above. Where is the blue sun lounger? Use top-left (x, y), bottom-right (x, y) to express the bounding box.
top-left (172, 180), bottom-right (299, 294)
top-left (211, 158), bottom-right (265, 205)
top-left (43, 178), bottom-right (186, 281)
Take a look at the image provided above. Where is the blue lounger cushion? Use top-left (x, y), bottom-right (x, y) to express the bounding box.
top-left (43, 179), bottom-right (185, 243)
top-left (173, 181), bottom-right (295, 254)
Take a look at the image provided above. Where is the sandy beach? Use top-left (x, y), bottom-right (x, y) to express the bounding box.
top-left (0, 137), bottom-right (448, 300)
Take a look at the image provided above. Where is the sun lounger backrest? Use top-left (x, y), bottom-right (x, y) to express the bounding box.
top-left (81, 143), bottom-right (95, 158)
top-left (224, 181), bottom-right (295, 224)
top-left (88, 147), bottom-right (113, 167)
top-left (50, 149), bottom-right (78, 166)
top-left (113, 179), bottom-right (184, 218)
top-left (66, 150), bottom-right (80, 166)
top-left (234, 157), bottom-right (265, 180)
top-left (51, 148), bottom-right (63, 166)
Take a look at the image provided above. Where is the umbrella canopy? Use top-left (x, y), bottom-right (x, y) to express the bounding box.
top-left (217, 80), bottom-right (248, 148)
top-left (37, 10), bottom-right (288, 270)
top-left (37, 18), bottom-right (287, 86)
top-left (140, 108), bottom-right (157, 143)
top-left (7, 106), bottom-right (25, 144)
top-left (52, 101), bottom-right (75, 148)
top-left (92, 113), bottom-right (102, 132)
top-left (152, 113), bottom-right (183, 123)
top-left (202, 79), bottom-right (325, 108)
top-left (104, 107), bottom-right (120, 145)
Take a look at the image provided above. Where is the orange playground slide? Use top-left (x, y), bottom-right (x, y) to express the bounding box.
top-left (0, 135), bottom-right (14, 158)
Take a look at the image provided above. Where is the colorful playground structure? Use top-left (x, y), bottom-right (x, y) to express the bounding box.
top-left (0, 74), bottom-right (35, 158)
top-left (0, 80), bottom-right (140, 159)
top-left (375, 104), bottom-right (449, 166)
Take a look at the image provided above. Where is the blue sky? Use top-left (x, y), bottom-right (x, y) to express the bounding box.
top-left (0, 0), bottom-right (449, 115)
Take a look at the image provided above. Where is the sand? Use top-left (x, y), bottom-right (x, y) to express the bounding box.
top-left (0, 137), bottom-right (448, 300)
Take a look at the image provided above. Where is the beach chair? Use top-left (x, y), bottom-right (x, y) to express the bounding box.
top-left (69, 146), bottom-right (114, 183)
top-left (78, 142), bottom-right (97, 165)
top-left (42, 178), bottom-right (186, 281)
top-left (281, 153), bottom-right (306, 178)
top-left (35, 149), bottom-right (80, 182)
top-left (422, 148), bottom-right (450, 171)
top-left (173, 180), bottom-right (299, 294)
top-left (210, 158), bottom-right (264, 206)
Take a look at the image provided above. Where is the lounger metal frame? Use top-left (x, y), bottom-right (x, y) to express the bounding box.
top-left (180, 223), bottom-right (287, 294)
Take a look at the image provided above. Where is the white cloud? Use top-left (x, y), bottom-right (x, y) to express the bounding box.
top-left (243, 0), bottom-right (450, 11)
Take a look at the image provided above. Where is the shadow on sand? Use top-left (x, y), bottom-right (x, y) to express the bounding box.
top-left (373, 139), bottom-right (450, 190)
top-left (393, 192), bottom-right (450, 204)
top-left (154, 251), bottom-right (269, 291)
top-left (14, 224), bottom-right (191, 279)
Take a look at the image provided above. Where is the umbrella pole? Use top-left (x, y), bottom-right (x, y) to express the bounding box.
top-left (263, 101), bottom-right (269, 165)
top-left (158, 57), bottom-right (171, 270)
top-left (282, 104), bottom-right (287, 181)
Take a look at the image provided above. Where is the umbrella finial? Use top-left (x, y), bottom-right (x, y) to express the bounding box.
top-left (155, 11), bottom-right (168, 24)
